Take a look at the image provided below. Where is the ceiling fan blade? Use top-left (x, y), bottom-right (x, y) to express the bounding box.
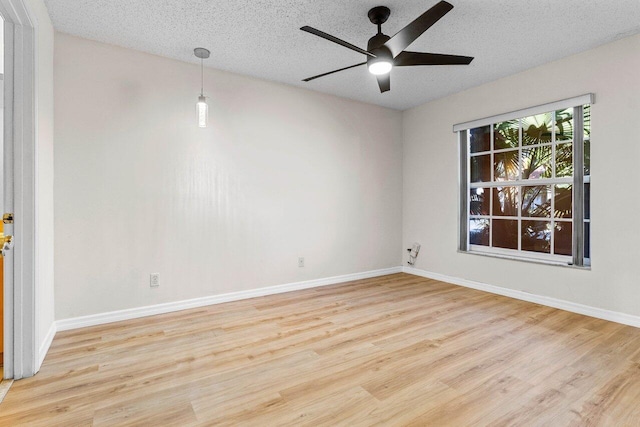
top-left (302, 62), bottom-right (367, 82)
top-left (384, 1), bottom-right (454, 58)
top-left (376, 74), bottom-right (390, 93)
top-left (395, 51), bottom-right (474, 66)
top-left (301, 26), bottom-right (375, 58)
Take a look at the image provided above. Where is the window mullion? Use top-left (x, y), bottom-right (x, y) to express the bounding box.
top-left (489, 125), bottom-right (494, 248)
top-left (470, 177), bottom-right (573, 187)
top-left (551, 113), bottom-right (556, 254)
top-left (517, 119), bottom-right (522, 251)
top-left (551, 185), bottom-right (555, 254)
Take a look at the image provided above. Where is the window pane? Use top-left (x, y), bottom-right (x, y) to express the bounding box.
top-left (494, 150), bottom-right (518, 181)
top-left (494, 120), bottom-right (519, 150)
top-left (493, 187), bottom-right (518, 216)
top-left (522, 186), bottom-right (551, 217)
top-left (470, 219), bottom-right (490, 246)
top-left (522, 145), bottom-right (552, 179)
top-left (555, 108), bottom-right (573, 142)
top-left (583, 105), bottom-right (590, 140)
top-left (470, 126), bottom-right (491, 153)
top-left (470, 187), bottom-right (490, 215)
top-left (584, 139), bottom-right (590, 176)
top-left (522, 113), bottom-right (552, 145)
top-left (583, 105), bottom-right (590, 175)
top-left (584, 222), bottom-right (590, 259)
top-left (584, 183), bottom-right (590, 220)
top-left (555, 184), bottom-right (572, 218)
top-left (492, 219), bottom-right (518, 249)
top-left (470, 154), bottom-right (491, 183)
top-left (522, 220), bottom-right (551, 253)
top-left (554, 222), bottom-right (572, 255)
top-left (556, 142), bottom-right (573, 178)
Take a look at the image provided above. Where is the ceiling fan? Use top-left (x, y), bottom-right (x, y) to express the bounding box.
top-left (300, 1), bottom-right (473, 93)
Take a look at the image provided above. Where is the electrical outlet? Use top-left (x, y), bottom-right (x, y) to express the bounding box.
top-left (150, 273), bottom-right (160, 288)
top-left (298, 257), bottom-right (304, 267)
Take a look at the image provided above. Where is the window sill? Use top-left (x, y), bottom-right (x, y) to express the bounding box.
top-left (457, 249), bottom-right (591, 270)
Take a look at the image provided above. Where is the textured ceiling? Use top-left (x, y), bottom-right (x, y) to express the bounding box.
top-left (44, 0), bottom-right (640, 110)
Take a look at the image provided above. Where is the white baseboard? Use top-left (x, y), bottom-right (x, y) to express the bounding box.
top-left (37, 321), bottom-right (57, 370)
top-left (56, 266), bottom-right (403, 332)
top-left (403, 266), bottom-right (640, 328)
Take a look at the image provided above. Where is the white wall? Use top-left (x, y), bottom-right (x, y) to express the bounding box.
top-left (403, 34), bottom-right (640, 317)
top-left (0, 16), bottom-right (4, 74)
top-left (25, 0), bottom-right (55, 368)
top-left (53, 33), bottom-right (402, 320)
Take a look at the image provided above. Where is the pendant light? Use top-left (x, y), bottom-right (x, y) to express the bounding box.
top-left (194, 47), bottom-right (210, 128)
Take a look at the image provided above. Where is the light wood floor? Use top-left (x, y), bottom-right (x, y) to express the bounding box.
top-left (1, 273), bottom-right (640, 426)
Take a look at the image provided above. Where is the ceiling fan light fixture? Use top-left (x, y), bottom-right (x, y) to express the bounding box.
top-left (367, 47), bottom-right (393, 75)
top-left (368, 59), bottom-right (392, 75)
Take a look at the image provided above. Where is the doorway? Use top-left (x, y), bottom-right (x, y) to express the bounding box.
top-left (0, 0), bottom-right (40, 380)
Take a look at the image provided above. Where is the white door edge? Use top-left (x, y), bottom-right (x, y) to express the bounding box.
top-left (0, 0), bottom-right (38, 380)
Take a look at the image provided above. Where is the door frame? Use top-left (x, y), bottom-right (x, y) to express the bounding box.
top-left (0, 0), bottom-right (38, 380)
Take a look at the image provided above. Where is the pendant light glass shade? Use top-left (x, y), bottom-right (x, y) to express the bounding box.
top-left (194, 47), bottom-right (211, 128)
top-left (197, 95), bottom-right (208, 128)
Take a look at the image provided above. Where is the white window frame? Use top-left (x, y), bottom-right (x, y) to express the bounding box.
top-left (455, 94), bottom-right (593, 268)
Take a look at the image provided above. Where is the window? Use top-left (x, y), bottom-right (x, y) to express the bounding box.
top-left (455, 94), bottom-right (592, 267)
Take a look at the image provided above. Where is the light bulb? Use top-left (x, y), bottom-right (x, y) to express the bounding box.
top-left (368, 60), bottom-right (392, 75)
top-left (196, 95), bottom-right (208, 128)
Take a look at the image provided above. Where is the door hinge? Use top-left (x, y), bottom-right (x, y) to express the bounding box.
top-left (3, 213), bottom-right (14, 224)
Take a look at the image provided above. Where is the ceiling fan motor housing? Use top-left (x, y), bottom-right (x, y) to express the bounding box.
top-left (367, 33), bottom-right (392, 69)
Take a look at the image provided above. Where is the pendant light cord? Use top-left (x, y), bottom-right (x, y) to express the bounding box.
top-left (200, 57), bottom-right (204, 97)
